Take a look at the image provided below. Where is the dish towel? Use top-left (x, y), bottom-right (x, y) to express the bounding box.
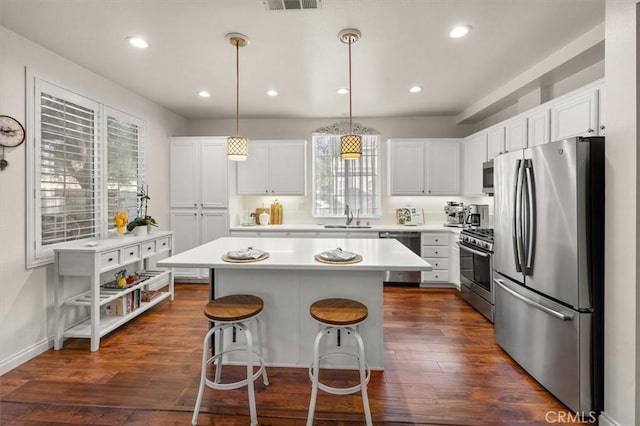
top-left (226, 247), bottom-right (266, 260)
top-left (318, 247), bottom-right (358, 262)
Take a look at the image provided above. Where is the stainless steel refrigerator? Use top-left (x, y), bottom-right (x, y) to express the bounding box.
top-left (493, 136), bottom-right (604, 415)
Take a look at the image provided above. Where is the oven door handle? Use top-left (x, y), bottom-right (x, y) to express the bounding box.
top-left (456, 241), bottom-right (490, 257)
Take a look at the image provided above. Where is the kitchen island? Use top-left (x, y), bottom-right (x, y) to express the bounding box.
top-left (157, 237), bottom-right (432, 369)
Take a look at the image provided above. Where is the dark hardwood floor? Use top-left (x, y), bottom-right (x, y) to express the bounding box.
top-left (1, 284), bottom-right (577, 425)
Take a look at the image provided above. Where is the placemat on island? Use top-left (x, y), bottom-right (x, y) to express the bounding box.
top-left (314, 254), bottom-right (363, 264)
top-left (222, 252), bottom-right (270, 263)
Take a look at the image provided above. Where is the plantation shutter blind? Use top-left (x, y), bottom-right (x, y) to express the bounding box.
top-left (105, 108), bottom-right (144, 230)
top-left (38, 87), bottom-right (101, 249)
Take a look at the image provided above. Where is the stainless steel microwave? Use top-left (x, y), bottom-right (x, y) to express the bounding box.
top-left (482, 160), bottom-right (494, 195)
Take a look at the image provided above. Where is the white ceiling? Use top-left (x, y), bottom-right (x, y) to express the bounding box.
top-left (0, 0), bottom-right (605, 121)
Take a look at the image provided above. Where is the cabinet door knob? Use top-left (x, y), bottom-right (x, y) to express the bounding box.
top-left (194, 203), bottom-right (197, 207)
top-left (600, 125), bottom-right (606, 130)
top-left (265, 189), bottom-right (268, 193)
top-left (587, 128), bottom-right (595, 134)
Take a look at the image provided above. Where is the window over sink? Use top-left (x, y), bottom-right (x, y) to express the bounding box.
top-left (311, 121), bottom-right (381, 218)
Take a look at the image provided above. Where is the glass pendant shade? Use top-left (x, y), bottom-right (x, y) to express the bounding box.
top-left (226, 136), bottom-right (248, 161)
top-left (341, 134), bottom-right (362, 160)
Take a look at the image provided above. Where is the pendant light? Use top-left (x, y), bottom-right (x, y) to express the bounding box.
top-left (226, 33), bottom-right (249, 161)
top-left (338, 29), bottom-right (362, 160)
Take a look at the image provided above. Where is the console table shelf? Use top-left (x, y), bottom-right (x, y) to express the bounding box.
top-left (54, 231), bottom-right (174, 351)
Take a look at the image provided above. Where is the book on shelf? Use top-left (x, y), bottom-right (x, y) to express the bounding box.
top-left (141, 290), bottom-right (163, 303)
top-left (104, 289), bottom-right (141, 317)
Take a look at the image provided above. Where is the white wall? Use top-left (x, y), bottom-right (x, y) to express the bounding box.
top-left (601, 2), bottom-right (639, 425)
top-left (0, 26), bottom-right (188, 374)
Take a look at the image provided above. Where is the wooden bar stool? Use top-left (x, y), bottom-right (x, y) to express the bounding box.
top-left (306, 298), bottom-right (372, 426)
top-left (192, 294), bottom-right (269, 426)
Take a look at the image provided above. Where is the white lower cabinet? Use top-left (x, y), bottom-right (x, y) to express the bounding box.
top-left (449, 233), bottom-right (460, 287)
top-left (420, 233), bottom-right (450, 286)
top-left (172, 210), bottom-right (228, 279)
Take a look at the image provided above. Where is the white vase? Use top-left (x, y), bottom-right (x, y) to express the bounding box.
top-left (133, 225), bottom-right (148, 237)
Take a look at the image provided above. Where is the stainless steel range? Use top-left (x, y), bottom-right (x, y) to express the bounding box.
top-left (458, 228), bottom-right (494, 322)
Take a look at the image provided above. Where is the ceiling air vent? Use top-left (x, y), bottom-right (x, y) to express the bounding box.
top-left (263, 0), bottom-right (322, 11)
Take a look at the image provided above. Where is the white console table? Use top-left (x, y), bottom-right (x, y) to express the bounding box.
top-left (53, 231), bottom-right (174, 351)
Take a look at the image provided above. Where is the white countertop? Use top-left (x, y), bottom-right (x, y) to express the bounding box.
top-left (229, 223), bottom-right (464, 233)
top-left (157, 237), bottom-right (432, 271)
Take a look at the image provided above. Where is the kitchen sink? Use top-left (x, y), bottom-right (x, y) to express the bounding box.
top-left (323, 225), bottom-right (372, 229)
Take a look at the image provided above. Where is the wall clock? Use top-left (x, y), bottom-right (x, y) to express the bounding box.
top-left (0, 115), bottom-right (25, 147)
top-left (0, 115), bottom-right (26, 171)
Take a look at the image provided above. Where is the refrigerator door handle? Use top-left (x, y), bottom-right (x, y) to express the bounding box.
top-left (524, 160), bottom-right (536, 274)
top-left (495, 279), bottom-right (573, 321)
top-left (512, 159), bottom-right (524, 272)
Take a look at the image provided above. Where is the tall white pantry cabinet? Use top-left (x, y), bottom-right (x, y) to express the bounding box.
top-left (170, 137), bottom-right (229, 280)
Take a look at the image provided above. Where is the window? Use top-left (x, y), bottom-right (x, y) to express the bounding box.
top-left (105, 107), bottom-right (144, 230)
top-left (312, 122), bottom-right (381, 218)
top-left (27, 75), bottom-right (144, 267)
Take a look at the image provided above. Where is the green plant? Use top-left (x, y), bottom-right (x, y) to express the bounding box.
top-left (126, 185), bottom-right (158, 232)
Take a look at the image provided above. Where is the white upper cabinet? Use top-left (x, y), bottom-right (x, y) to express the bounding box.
top-left (487, 126), bottom-right (505, 159)
top-left (486, 117), bottom-right (527, 159)
top-left (527, 108), bottom-right (551, 147)
top-left (388, 139), bottom-right (460, 196)
top-left (388, 141), bottom-right (425, 195)
top-left (170, 141), bottom-right (199, 208)
top-left (170, 137), bottom-right (228, 208)
top-left (504, 116), bottom-right (527, 152)
top-left (550, 89), bottom-right (598, 140)
top-left (237, 140), bottom-right (307, 195)
top-left (428, 141), bottom-right (460, 195)
top-left (462, 133), bottom-right (487, 196)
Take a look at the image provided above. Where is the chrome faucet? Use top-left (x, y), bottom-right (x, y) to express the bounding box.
top-left (345, 204), bottom-right (354, 225)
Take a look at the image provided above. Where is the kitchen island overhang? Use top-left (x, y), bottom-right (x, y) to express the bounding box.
top-left (158, 237), bottom-right (432, 370)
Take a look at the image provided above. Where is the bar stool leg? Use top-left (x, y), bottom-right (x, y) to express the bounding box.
top-left (255, 317), bottom-right (270, 386)
top-left (243, 326), bottom-right (258, 426)
top-left (354, 329), bottom-right (373, 426)
top-left (214, 327), bottom-right (224, 384)
top-left (306, 327), bottom-right (325, 426)
top-left (192, 326), bottom-right (216, 426)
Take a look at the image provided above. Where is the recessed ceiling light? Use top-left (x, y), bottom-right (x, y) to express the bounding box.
top-left (449, 25), bottom-right (471, 39)
top-left (266, 89), bottom-right (279, 97)
top-left (126, 36), bottom-right (149, 48)
top-left (337, 88), bottom-right (349, 95)
top-left (409, 86), bottom-right (423, 93)
top-left (198, 91), bottom-right (211, 98)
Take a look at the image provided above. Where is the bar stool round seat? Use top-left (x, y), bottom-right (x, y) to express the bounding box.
top-left (307, 298), bottom-right (372, 426)
top-left (192, 294), bottom-right (269, 426)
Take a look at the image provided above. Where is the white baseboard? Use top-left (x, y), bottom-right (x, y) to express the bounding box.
top-left (598, 412), bottom-right (622, 426)
top-left (0, 337), bottom-right (52, 376)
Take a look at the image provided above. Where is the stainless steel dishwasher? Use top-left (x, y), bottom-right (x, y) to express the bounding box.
top-left (379, 231), bottom-right (421, 285)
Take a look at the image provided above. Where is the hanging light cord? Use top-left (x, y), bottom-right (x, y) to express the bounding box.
top-left (235, 40), bottom-right (240, 137)
top-left (348, 36), bottom-right (353, 134)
